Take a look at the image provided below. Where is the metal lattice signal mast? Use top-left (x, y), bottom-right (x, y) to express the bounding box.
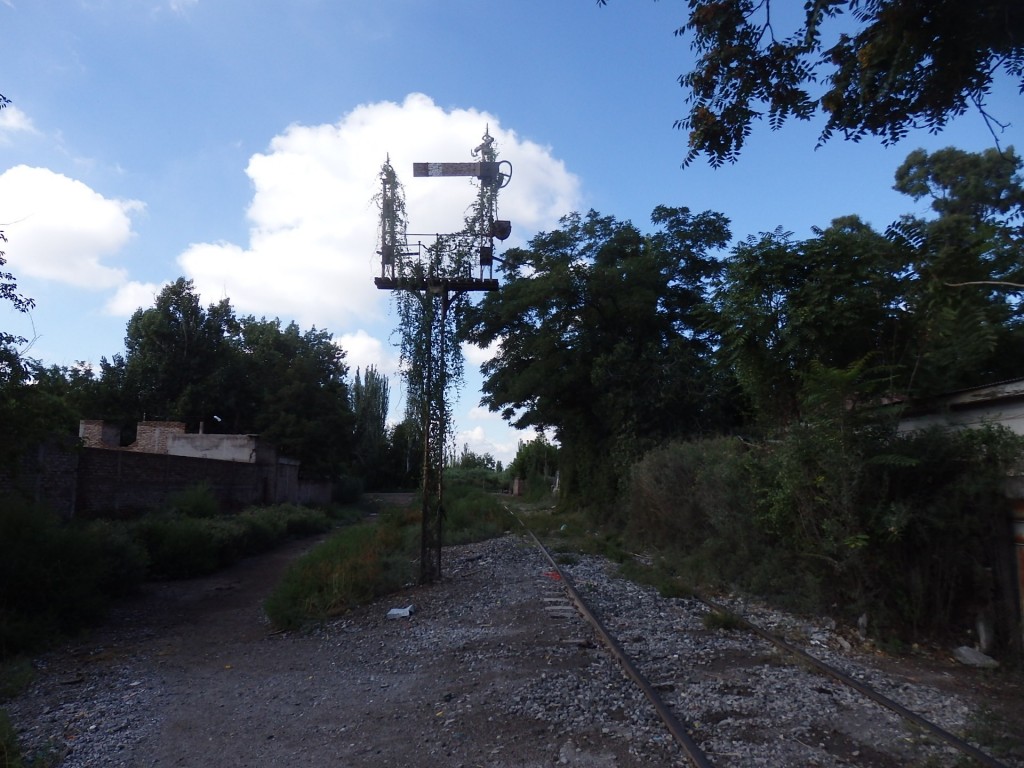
top-left (374, 129), bottom-right (512, 584)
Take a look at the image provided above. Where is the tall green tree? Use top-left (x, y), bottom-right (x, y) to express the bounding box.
top-left (0, 231), bottom-right (70, 465)
top-left (713, 146), bottom-right (1024, 432)
top-left (713, 217), bottom-right (907, 429)
top-left (233, 316), bottom-right (353, 478)
top-left (462, 206), bottom-right (730, 513)
top-left (598, 0), bottom-right (1024, 166)
top-left (94, 279), bottom-right (355, 478)
top-left (123, 278), bottom-right (239, 425)
top-left (351, 365), bottom-right (391, 487)
top-left (890, 146), bottom-right (1024, 394)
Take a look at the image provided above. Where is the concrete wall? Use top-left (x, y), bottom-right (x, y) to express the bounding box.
top-left (899, 380), bottom-right (1024, 435)
top-left (166, 433), bottom-right (261, 463)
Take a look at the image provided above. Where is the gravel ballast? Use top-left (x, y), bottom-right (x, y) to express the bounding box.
top-left (6, 532), bottom-right (1023, 767)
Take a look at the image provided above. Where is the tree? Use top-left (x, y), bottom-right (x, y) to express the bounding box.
top-left (123, 278), bottom-right (238, 425)
top-left (713, 217), bottom-right (908, 429)
top-left (453, 444), bottom-right (497, 471)
top-left (232, 316), bottom-right (354, 479)
top-left (461, 206), bottom-right (730, 513)
top-left (712, 146), bottom-right (1024, 431)
top-left (351, 366), bottom-right (391, 488)
top-left (508, 435), bottom-right (559, 482)
top-left (108, 279), bottom-right (355, 478)
top-left (0, 229), bottom-right (34, 352)
top-left (890, 145), bottom-right (1024, 393)
top-left (0, 231), bottom-right (77, 466)
top-left (599, 0), bottom-right (1024, 166)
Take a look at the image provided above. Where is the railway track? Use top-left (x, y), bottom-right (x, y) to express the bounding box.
top-left (519, 520), bottom-right (1014, 768)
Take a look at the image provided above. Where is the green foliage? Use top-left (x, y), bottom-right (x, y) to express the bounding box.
top-left (0, 231), bottom-right (79, 464)
top-left (890, 147), bottom-right (1024, 395)
top-left (165, 482), bottom-right (220, 519)
top-left (628, 436), bottom-right (770, 589)
top-left (122, 277), bottom-right (239, 424)
top-left (0, 500), bottom-right (147, 658)
top-left (1, 710), bottom-right (25, 768)
top-left (452, 443), bottom-right (498, 471)
top-left (264, 519), bottom-right (414, 630)
top-left (66, 278), bottom-right (356, 480)
top-left (462, 206), bottom-right (732, 515)
top-left (0, 707), bottom-right (59, 768)
top-left (0, 498), bottom-right (332, 657)
top-left (132, 505), bottom-right (331, 580)
top-left (627, 423), bottom-right (1024, 647)
top-left (443, 483), bottom-right (513, 545)
top-left (131, 514), bottom-right (225, 579)
top-left (444, 466), bottom-right (507, 494)
top-left (603, 0), bottom-right (1024, 166)
top-left (702, 609), bottom-right (747, 632)
top-left (351, 366), bottom-right (391, 489)
top-left (505, 436), bottom-right (557, 483)
top-left (0, 659), bottom-right (33, 702)
top-left (713, 220), bottom-right (908, 429)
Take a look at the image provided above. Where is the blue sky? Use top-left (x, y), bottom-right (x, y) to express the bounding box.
top-left (1, 1), bottom-right (1021, 465)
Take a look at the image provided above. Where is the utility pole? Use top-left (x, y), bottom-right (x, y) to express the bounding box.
top-left (374, 129), bottom-right (511, 583)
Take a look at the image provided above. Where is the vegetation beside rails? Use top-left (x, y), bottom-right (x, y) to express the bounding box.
top-left (264, 483), bottom-right (517, 630)
top-left (0, 485), bottom-right (366, 767)
top-left (0, 486), bottom-right (357, 661)
top-left (502, 424), bottom-right (1024, 659)
top-left (619, 425), bottom-right (1024, 655)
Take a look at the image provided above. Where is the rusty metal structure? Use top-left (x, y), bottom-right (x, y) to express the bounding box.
top-left (375, 129), bottom-right (511, 583)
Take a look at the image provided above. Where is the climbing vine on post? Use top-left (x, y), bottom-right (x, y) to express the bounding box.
top-left (373, 133), bottom-right (510, 583)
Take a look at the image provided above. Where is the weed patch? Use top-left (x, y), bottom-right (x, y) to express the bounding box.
top-left (702, 609), bottom-right (748, 632)
top-left (264, 521), bottom-right (414, 630)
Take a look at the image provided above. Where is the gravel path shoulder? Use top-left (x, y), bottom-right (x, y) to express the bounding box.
top-left (6, 532), bottom-right (1024, 767)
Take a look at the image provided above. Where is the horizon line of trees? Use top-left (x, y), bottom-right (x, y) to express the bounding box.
top-left (462, 144), bottom-right (1024, 509)
top-left (2, 144), bottom-right (1022, 501)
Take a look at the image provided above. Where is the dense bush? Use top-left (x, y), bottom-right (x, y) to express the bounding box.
top-left (627, 424), bottom-right (1024, 649)
top-left (0, 498), bottom-right (332, 659)
top-left (131, 514), bottom-right (227, 579)
top-left (0, 499), bottom-right (147, 657)
top-left (165, 482), bottom-right (220, 518)
top-left (443, 484), bottom-right (514, 545)
top-left (628, 436), bottom-right (771, 589)
top-left (132, 505), bottom-right (332, 580)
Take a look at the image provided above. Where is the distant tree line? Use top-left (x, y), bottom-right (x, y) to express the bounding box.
top-left (2, 145), bottom-right (1021, 497)
top-left (1, 276), bottom-right (418, 487)
top-left (462, 145), bottom-right (1024, 510)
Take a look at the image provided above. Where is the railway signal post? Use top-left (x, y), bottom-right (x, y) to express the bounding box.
top-left (374, 130), bottom-right (511, 583)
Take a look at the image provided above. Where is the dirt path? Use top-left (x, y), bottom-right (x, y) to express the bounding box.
top-left (10, 533), bottom-right (646, 768)
top-left (9, 528), bottom-right (1023, 767)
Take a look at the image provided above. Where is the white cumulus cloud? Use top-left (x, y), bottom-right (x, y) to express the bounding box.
top-left (104, 280), bottom-right (168, 316)
top-left (0, 165), bottom-right (143, 289)
top-left (179, 93), bottom-right (580, 335)
top-left (0, 105), bottom-right (37, 142)
top-left (338, 328), bottom-right (399, 376)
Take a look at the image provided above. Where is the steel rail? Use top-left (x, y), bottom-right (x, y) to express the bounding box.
top-left (696, 595), bottom-right (1010, 768)
top-left (512, 509), bottom-right (1010, 768)
top-left (516, 519), bottom-right (715, 768)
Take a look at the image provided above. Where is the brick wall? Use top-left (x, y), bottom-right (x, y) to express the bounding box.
top-left (131, 421), bottom-right (187, 454)
top-left (75, 448), bottom-right (289, 518)
top-left (0, 440), bottom-right (79, 518)
top-left (4, 434), bottom-right (307, 519)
